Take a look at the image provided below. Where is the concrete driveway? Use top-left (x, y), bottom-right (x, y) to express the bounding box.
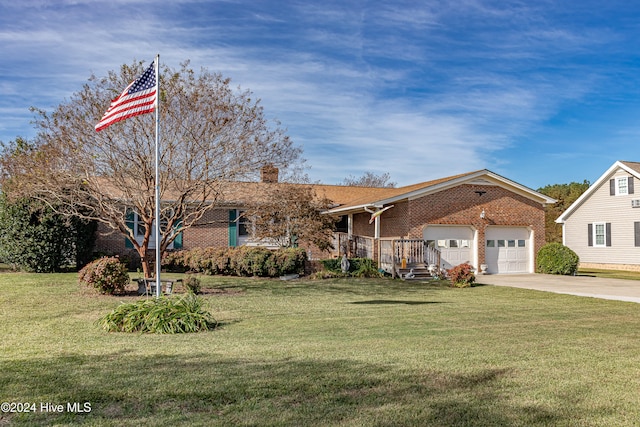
top-left (474, 273), bottom-right (640, 303)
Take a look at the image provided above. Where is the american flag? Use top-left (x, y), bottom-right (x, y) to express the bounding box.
top-left (95, 61), bottom-right (157, 132)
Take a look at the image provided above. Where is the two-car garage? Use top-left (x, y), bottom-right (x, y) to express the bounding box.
top-left (424, 225), bottom-right (532, 274)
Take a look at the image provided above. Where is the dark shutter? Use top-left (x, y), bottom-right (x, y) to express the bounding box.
top-left (173, 217), bottom-right (183, 249)
top-left (606, 223), bottom-right (612, 247)
top-left (629, 177), bottom-right (634, 194)
top-left (635, 222), bottom-right (640, 247)
top-left (610, 179), bottom-right (616, 196)
top-left (587, 223), bottom-right (593, 246)
top-left (125, 209), bottom-right (135, 249)
top-left (228, 209), bottom-right (237, 247)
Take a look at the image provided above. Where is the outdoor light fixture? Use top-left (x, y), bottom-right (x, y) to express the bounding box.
top-left (480, 209), bottom-right (486, 219)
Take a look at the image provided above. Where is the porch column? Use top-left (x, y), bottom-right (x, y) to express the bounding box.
top-left (347, 214), bottom-right (353, 238)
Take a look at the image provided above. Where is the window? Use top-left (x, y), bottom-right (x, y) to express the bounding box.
top-left (610, 176), bottom-right (634, 196)
top-left (238, 211), bottom-right (250, 237)
top-left (486, 240), bottom-right (495, 248)
top-left (589, 222), bottom-right (610, 247)
top-left (617, 177), bottom-right (628, 195)
top-left (126, 209), bottom-right (180, 250)
top-left (594, 223), bottom-right (605, 246)
top-left (518, 240), bottom-right (526, 247)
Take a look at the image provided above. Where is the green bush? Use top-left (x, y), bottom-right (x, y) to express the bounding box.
top-left (97, 293), bottom-right (217, 333)
top-left (447, 263), bottom-right (476, 288)
top-left (79, 256), bottom-right (129, 295)
top-left (162, 247), bottom-right (307, 277)
top-left (0, 195), bottom-right (96, 272)
top-left (536, 243), bottom-right (579, 275)
top-left (320, 257), bottom-right (382, 278)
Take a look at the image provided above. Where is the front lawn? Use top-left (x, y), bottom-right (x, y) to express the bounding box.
top-left (1, 273), bottom-right (640, 426)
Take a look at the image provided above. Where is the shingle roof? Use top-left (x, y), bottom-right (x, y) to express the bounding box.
top-left (91, 168), bottom-right (553, 211)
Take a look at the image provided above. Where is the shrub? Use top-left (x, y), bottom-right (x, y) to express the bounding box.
top-left (320, 257), bottom-right (382, 278)
top-left (183, 276), bottom-right (202, 294)
top-left (0, 195), bottom-right (96, 272)
top-left (97, 293), bottom-right (217, 333)
top-left (447, 263), bottom-right (476, 288)
top-left (79, 256), bottom-right (129, 295)
top-left (536, 243), bottom-right (579, 275)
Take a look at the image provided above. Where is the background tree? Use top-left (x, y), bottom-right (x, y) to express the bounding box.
top-left (0, 60), bottom-right (302, 277)
top-left (341, 171), bottom-right (396, 188)
top-left (537, 181), bottom-right (590, 243)
top-left (243, 184), bottom-right (338, 252)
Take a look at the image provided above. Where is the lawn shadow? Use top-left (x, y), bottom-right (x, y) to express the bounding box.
top-left (0, 353), bottom-right (580, 426)
top-left (350, 300), bottom-right (447, 305)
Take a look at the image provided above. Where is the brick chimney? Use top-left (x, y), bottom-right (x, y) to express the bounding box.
top-left (260, 164), bottom-right (279, 183)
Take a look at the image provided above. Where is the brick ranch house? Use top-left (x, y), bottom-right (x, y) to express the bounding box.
top-left (95, 168), bottom-right (555, 275)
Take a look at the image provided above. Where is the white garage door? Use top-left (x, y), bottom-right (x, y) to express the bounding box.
top-left (485, 227), bottom-right (530, 274)
top-left (424, 226), bottom-right (475, 269)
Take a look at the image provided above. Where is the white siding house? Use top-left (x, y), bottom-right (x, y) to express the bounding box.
top-left (556, 161), bottom-right (640, 271)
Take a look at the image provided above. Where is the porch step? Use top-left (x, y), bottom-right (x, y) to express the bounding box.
top-left (396, 263), bottom-right (434, 280)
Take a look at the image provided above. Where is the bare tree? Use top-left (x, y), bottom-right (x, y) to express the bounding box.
top-left (242, 184), bottom-right (337, 252)
top-left (341, 171), bottom-right (396, 188)
top-left (0, 60), bottom-right (302, 278)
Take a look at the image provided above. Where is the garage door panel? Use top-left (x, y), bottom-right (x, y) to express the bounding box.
top-left (485, 228), bottom-right (530, 274)
top-left (424, 226), bottom-right (475, 270)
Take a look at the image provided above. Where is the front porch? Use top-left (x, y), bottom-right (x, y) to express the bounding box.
top-left (331, 233), bottom-right (443, 279)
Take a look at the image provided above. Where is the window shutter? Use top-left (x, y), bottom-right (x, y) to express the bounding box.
top-left (125, 209), bottom-right (135, 249)
top-left (587, 223), bottom-right (593, 247)
top-left (606, 223), bottom-right (612, 247)
top-left (629, 177), bottom-right (634, 194)
top-left (635, 222), bottom-right (640, 247)
top-left (609, 179), bottom-right (616, 196)
top-left (228, 209), bottom-right (237, 247)
top-left (173, 217), bottom-right (183, 249)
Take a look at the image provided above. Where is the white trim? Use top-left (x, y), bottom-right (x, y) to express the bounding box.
top-left (615, 176), bottom-right (629, 196)
top-left (593, 222), bottom-right (607, 247)
top-left (557, 161), bottom-right (640, 223)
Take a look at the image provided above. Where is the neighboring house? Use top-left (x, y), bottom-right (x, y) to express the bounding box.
top-left (95, 168), bottom-right (555, 274)
top-left (556, 160), bottom-right (640, 271)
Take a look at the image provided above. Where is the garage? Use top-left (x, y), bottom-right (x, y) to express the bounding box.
top-left (485, 227), bottom-right (531, 274)
top-left (424, 225), bottom-right (476, 269)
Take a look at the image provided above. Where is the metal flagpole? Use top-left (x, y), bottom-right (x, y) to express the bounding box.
top-left (154, 54), bottom-right (162, 298)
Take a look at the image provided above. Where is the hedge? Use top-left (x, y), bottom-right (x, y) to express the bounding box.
top-left (162, 247), bottom-right (307, 277)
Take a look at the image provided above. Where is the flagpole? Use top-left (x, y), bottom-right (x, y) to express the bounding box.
top-left (154, 54), bottom-right (162, 298)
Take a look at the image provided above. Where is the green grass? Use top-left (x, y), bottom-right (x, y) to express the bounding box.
top-left (579, 267), bottom-right (640, 281)
top-left (2, 273), bottom-right (640, 426)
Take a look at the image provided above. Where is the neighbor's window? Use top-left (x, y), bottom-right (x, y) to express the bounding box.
top-left (617, 177), bottom-right (628, 195)
top-left (594, 223), bottom-right (606, 246)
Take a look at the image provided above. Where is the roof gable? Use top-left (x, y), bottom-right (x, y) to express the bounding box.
top-left (326, 169), bottom-right (555, 214)
top-left (556, 160), bottom-right (640, 223)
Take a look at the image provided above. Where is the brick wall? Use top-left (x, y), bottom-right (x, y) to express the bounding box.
top-left (94, 207), bottom-right (231, 257)
top-left (347, 184), bottom-right (546, 267)
top-left (183, 208), bottom-right (229, 249)
top-left (406, 184), bottom-right (546, 266)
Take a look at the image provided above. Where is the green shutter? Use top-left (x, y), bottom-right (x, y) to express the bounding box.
top-left (125, 209), bottom-right (135, 249)
top-left (173, 217), bottom-right (183, 249)
top-left (228, 209), bottom-right (237, 247)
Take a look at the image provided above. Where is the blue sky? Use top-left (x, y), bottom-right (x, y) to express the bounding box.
top-left (2, 1), bottom-right (640, 189)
